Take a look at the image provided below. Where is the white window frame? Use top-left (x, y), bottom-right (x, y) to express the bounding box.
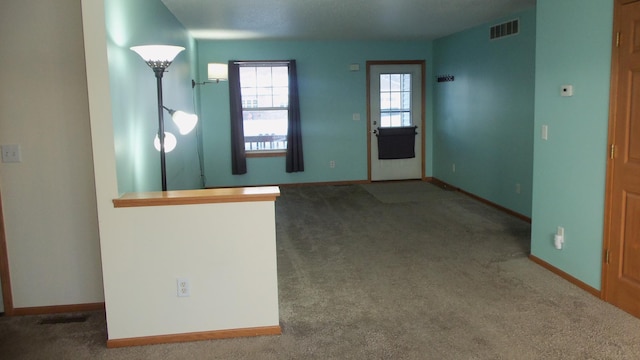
top-left (239, 62), bottom-right (290, 155)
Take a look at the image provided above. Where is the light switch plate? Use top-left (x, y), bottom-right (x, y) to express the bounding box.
top-left (1, 144), bottom-right (22, 163)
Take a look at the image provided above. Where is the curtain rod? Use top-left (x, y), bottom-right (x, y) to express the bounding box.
top-left (232, 60), bottom-right (292, 66)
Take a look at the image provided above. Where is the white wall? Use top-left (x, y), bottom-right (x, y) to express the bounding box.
top-left (0, 0), bottom-right (103, 308)
top-left (104, 201), bottom-right (280, 339)
top-left (81, 0), bottom-right (279, 340)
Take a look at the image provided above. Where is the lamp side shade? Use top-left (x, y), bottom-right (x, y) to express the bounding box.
top-left (208, 63), bottom-right (228, 82)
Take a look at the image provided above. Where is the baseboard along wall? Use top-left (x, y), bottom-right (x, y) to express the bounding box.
top-left (106, 325), bottom-right (282, 348)
top-left (529, 255), bottom-right (601, 298)
top-left (10, 302), bottom-right (105, 316)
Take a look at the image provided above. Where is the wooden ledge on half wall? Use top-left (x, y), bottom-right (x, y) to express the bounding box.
top-left (112, 186), bottom-right (280, 208)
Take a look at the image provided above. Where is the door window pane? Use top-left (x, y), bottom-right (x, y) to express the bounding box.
top-left (380, 73), bottom-right (412, 128)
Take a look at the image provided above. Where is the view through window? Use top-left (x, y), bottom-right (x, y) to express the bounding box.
top-left (240, 64), bottom-right (289, 151)
top-left (380, 73), bottom-right (412, 127)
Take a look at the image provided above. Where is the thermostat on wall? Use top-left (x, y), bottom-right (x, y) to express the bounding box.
top-left (561, 85), bottom-right (573, 97)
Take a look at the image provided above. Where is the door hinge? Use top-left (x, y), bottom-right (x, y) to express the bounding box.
top-left (610, 144), bottom-right (615, 159)
top-left (616, 32), bottom-right (620, 48)
top-left (605, 249), bottom-right (610, 264)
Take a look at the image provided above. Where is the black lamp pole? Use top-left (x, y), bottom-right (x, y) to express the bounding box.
top-left (130, 45), bottom-right (185, 192)
top-left (153, 67), bottom-right (168, 191)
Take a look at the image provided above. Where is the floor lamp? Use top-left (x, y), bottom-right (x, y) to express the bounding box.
top-left (130, 45), bottom-right (187, 191)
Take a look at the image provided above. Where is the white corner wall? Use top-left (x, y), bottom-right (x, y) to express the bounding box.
top-left (104, 201), bottom-right (280, 339)
top-left (0, 0), bottom-right (103, 308)
top-left (81, 0), bottom-right (279, 340)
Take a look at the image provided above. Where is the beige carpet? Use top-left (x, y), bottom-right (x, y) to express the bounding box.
top-left (1, 182), bottom-right (640, 359)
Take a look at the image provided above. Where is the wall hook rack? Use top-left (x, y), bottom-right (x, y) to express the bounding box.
top-left (437, 75), bottom-right (455, 83)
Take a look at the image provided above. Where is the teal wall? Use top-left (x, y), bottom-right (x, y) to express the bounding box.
top-left (101, 0), bottom-right (618, 295)
top-left (105, 0), bottom-right (201, 193)
top-left (432, 8), bottom-right (536, 217)
top-left (196, 40), bottom-right (433, 187)
top-left (531, 0), bottom-right (613, 289)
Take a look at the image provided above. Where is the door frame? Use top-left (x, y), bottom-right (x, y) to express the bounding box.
top-left (602, 0), bottom-right (639, 300)
top-left (0, 188), bottom-right (14, 315)
top-left (366, 60), bottom-right (427, 181)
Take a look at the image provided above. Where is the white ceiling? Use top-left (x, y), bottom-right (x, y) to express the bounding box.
top-left (162, 0), bottom-right (536, 41)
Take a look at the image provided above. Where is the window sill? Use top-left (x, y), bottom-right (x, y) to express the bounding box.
top-left (246, 150), bottom-right (286, 158)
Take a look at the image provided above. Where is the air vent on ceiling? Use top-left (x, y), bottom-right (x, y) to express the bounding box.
top-left (490, 19), bottom-right (519, 40)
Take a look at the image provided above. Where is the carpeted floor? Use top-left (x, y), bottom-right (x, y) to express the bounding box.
top-left (2, 182), bottom-right (640, 359)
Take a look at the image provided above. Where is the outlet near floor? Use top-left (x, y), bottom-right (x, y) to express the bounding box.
top-left (329, 160), bottom-right (336, 168)
top-left (177, 278), bottom-right (190, 297)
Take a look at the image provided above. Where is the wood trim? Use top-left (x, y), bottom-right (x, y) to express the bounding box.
top-left (0, 190), bottom-right (14, 315)
top-left (420, 61), bottom-right (427, 180)
top-left (602, 0), bottom-right (625, 306)
top-left (207, 180), bottom-right (371, 190)
top-left (428, 177), bottom-right (461, 191)
top-left (428, 178), bottom-right (531, 223)
top-left (366, 62), bottom-right (373, 180)
top-left (529, 255), bottom-right (601, 298)
top-left (11, 302), bottom-right (105, 316)
top-left (106, 325), bottom-right (282, 348)
top-left (113, 186), bottom-right (280, 208)
top-left (277, 180), bottom-right (371, 187)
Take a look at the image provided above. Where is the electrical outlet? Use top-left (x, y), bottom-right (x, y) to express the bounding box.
top-left (515, 183), bottom-right (521, 194)
top-left (555, 226), bottom-right (565, 250)
top-left (177, 278), bottom-right (190, 297)
top-left (452, 163), bottom-right (456, 173)
top-left (329, 160), bottom-right (336, 168)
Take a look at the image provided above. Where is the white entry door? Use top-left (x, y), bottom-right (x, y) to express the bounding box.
top-left (369, 62), bottom-right (424, 181)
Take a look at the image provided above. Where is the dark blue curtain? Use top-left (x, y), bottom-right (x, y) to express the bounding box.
top-left (286, 60), bottom-right (304, 172)
top-left (228, 61), bottom-right (247, 175)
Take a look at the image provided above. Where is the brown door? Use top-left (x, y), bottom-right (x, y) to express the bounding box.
top-left (0, 189), bottom-right (13, 314)
top-left (604, 0), bottom-right (640, 317)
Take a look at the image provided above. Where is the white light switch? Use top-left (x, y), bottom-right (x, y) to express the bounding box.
top-left (352, 113), bottom-right (360, 121)
top-left (349, 63), bottom-right (360, 71)
top-left (541, 125), bottom-right (548, 140)
top-left (1, 144), bottom-right (22, 163)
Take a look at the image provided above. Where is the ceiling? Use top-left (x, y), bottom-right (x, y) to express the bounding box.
top-left (161, 0), bottom-right (536, 41)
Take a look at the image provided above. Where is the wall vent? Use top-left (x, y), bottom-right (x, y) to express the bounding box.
top-left (490, 19), bottom-right (519, 40)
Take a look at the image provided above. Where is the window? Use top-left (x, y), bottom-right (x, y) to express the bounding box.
top-left (229, 60), bottom-right (303, 175)
top-left (239, 64), bottom-right (289, 152)
top-left (379, 73), bottom-right (412, 127)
